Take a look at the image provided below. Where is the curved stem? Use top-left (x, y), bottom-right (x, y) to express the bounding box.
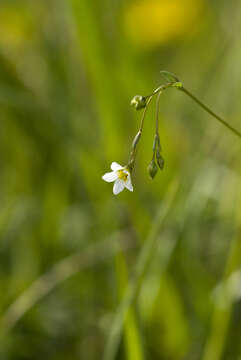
top-left (145, 82), bottom-right (173, 98)
top-left (180, 87), bottom-right (241, 140)
top-left (127, 97), bottom-right (153, 171)
top-left (139, 96), bottom-right (153, 132)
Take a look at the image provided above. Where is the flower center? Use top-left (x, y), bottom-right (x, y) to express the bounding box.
top-left (117, 170), bottom-right (128, 182)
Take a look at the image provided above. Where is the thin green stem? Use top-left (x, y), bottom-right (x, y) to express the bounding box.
top-left (127, 96), bottom-right (153, 170)
top-left (155, 91), bottom-right (161, 135)
top-left (139, 96), bottom-right (153, 132)
top-left (143, 71), bottom-right (241, 140)
top-left (0, 232), bottom-right (135, 333)
top-left (145, 82), bottom-right (173, 98)
top-left (180, 87), bottom-right (241, 140)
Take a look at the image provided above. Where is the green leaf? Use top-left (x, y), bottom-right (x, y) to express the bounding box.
top-left (160, 71), bottom-right (180, 83)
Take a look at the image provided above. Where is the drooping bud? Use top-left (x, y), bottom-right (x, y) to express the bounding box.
top-left (130, 95), bottom-right (147, 110)
top-left (156, 150), bottom-right (165, 170)
top-left (147, 159), bottom-right (158, 179)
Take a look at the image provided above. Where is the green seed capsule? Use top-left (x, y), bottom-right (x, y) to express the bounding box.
top-left (156, 150), bottom-right (165, 170)
top-left (148, 160), bottom-right (158, 179)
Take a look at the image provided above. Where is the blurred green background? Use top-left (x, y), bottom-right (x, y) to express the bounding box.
top-left (0, 0), bottom-right (241, 359)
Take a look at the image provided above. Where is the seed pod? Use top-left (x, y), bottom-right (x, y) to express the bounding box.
top-left (147, 159), bottom-right (158, 179)
top-left (156, 150), bottom-right (165, 170)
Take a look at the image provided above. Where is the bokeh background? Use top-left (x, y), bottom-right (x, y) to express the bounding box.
top-left (0, 0), bottom-right (241, 359)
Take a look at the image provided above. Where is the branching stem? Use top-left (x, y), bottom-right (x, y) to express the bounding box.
top-left (146, 75), bottom-right (241, 140)
top-left (179, 86), bottom-right (241, 139)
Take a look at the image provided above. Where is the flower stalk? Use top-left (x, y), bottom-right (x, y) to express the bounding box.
top-left (179, 86), bottom-right (241, 139)
top-left (103, 71), bottom-right (241, 194)
top-left (127, 96), bottom-right (153, 172)
top-left (148, 91), bottom-right (165, 178)
top-left (147, 71), bottom-right (241, 140)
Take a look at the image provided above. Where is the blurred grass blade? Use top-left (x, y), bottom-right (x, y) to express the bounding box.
top-left (116, 253), bottom-right (144, 360)
top-left (69, 0), bottom-right (124, 158)
top-left (0, 232), bottom-right (135, 333)
top-left (103, 181), bottom-right (179, 360)
top-left (202, 190), bottom-right (241, 360)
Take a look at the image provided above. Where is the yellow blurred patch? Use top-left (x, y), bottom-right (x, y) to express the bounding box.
top-left (124, 0), bottom-right (204, 48)
top-left (0, 6), bottom-right (32, 49)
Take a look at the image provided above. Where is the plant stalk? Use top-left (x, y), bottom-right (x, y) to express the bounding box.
top-left (180, 87), bottom-right (241, 140)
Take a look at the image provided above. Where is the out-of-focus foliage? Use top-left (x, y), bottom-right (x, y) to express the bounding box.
top-left (124, 0), bottom-right (204, 48)
top-left (0, 0), bottom-right (241, 359)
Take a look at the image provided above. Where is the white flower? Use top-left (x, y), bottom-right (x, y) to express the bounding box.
top-left (102, 162), bottom-right (133, 195)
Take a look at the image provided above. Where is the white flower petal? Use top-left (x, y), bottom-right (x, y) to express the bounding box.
top-left (125, 174), bottom-right (133, 192)
top-left (102, 171), bottom-right (118, 183)
top-left (113, 179), bottom-right (125, 195)
top-left (111, 162), bottom-right (123, 171)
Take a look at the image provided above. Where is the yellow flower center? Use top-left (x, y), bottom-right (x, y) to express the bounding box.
top-left (117, 170), bottom-right (128, 182)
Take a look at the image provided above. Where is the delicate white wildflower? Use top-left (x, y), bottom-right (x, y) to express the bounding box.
top-left (102, 162), bottom-right (133, 195)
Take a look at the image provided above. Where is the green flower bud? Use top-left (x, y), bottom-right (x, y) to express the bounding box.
top-left (130, 95), bottom-right (146, 110)
top-left (148, 159), bottom-right (158, 179)
top-left (156, 150), bottom-right (165, 170)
